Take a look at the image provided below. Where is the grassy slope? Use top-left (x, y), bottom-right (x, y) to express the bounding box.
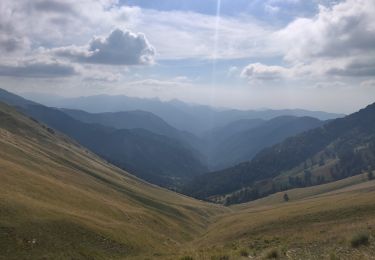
top-left (180, 173), bottom-right (375, 259)
top-left (0, 102), bottom-right (227, 259)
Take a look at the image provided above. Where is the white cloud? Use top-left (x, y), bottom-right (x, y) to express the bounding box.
top-left (241, 63), bottom-right (290, 80)
top-left (54, 29), bottom-right (155, 65)
top-left (243, 0), bottom-right (375, 83)
top-left (277, 0), bottom-right (375, 62)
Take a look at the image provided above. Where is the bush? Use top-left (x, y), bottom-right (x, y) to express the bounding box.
top-left (210, 255), bottom-right (229, 260)
top-left (350, 232), bottom-right (369, 248)
top-left (239, 248), bottom-right (249, 257)
top-left (368, 171), bottom-right (374, 180)
top-left (264, 248), bottom-right (279, 259)
top-left (180, 256), bottom-right (194, 260)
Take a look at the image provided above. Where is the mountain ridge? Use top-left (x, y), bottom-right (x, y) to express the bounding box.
top-left (20, 91), bottom-right (344, 134)
top-left (184, 102), bottom-right (375, 204)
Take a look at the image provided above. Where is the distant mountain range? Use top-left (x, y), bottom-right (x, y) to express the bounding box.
top-left (22, 92), bottom-right (344, 135)
top-left (0, 88), bottom-right (347, 191)
top-left (184, 102), bottom-right (375, 204)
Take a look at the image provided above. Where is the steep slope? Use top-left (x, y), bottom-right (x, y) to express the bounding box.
top-left (203, 116), bottom-right (323, 170)
top-left (0, 89), bottom-right (206, 188)
top-left (185, 102), bottom-right (375, 203)
top-left (0, 101), bottom-right (226, 259)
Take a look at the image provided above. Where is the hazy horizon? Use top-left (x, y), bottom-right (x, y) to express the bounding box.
top-left (13, 89), bottom-right (350, 115)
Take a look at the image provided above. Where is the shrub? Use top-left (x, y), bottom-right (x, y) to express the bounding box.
top-left (350, 232), bottom-right (369, 248)
top-left (239, 248), bottom-right (249, 257)
top-left (46, 127), bottom-right (55, 134)
top-left (180, 256), bottom-right (194, 260)
top-left (210, 255), bottom-right (229, 260)
top-left (368, 171), bottom-right (374, 180)
top-left (264, 248), bottom-right (279, 259)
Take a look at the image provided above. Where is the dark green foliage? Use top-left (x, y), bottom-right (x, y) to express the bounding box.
top-left (180, 256), bottom-right (194, 260)
top-left (46, 127), bottom-right (55, 134)
top-left (264, 248), bottom-right (279, 259)
top-left (304, 170), bottom-right (312, 185)
top-left (316, 175), bottom-right (325, 184)
top-left (185, 102), bottom-right (375, 204)
top-left (239, 248), bottom-right (249, 257)
top-left (210, 255), bottom-right (229, 260)
top-left (283, 193), bottom-right (289, 202)
top-left (203, 116), bottom-right (323, 170)
top-left (350, 232), bottom-right (369, 248)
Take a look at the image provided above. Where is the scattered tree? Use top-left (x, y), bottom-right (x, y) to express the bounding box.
top-left (283, 193), bottom-right (289, 202)
top-left (368, 171), bottom-right (374, 180)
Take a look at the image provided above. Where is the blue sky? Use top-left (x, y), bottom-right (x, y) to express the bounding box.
top-left (0, 0), bottom-right (374, 113)
top-left (122, 0), bottom-right (319, 22)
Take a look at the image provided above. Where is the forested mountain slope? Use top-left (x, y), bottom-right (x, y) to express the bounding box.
top-left (185, 102), bottom-right (375, 204)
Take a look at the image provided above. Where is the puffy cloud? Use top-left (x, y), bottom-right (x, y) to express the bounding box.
top-left (242, 0), bottom-right (375, 82)
top-left (277, 0), bottom-right (375, 62)
top-left (54, 29), bottom-right (155, 65)
top-left (241, 63), bottom-right (290, 80)
top-left (0, 60), bottom-right (76, 78)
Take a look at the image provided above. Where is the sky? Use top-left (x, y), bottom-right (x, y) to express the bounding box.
top-left (0, 0), bottom-right (375, 113)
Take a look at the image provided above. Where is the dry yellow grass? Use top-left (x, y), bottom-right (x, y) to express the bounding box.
top-left (182, 176), bottom-right (375, 259)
